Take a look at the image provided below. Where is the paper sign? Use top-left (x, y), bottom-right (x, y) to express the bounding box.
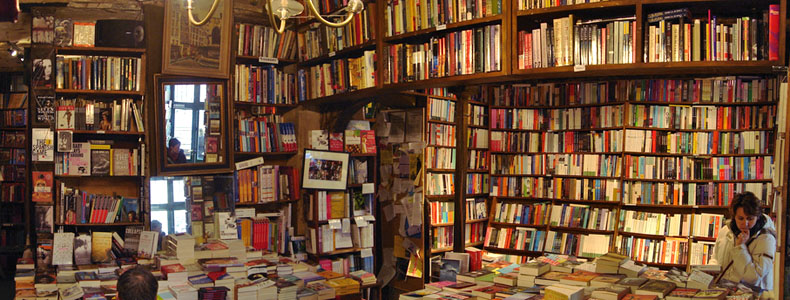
top-left (362, 183), bottom-right (374, 194)
top-left (235, 208), bottom-right (255, 219)
top-left (574, 65), bottom-right (586, 72)
top-left (383, 204), bottom-right (395, 221)
top-left (364, 215), bottom-right (376, 222)
top-left (328, 219), bottom-right (341, 230)
top-left (354, 216), bottom-right (368, 227)
top-left (361, 248), bottom-right (373, 257)
top-left (436, 24), bottom-right (447, 31)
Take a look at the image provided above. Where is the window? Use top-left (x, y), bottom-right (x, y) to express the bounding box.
top-left (150, 177), bottom-right (188, 235)
top-left (164, 84), bottom-right (207, 162)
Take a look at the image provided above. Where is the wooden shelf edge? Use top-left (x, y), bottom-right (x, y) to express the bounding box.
top-left (56, 46), bottom-right (146, 54)
top-left (297, 41), bottom-right (377, 68)
top-left (383, 15), bottom-right (503, 43)
top-left (517, 0), bottom-right (637, 17)
top-left (55, 89), bottom-right (144, 96)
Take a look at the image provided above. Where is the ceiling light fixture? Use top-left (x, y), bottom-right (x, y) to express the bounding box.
top-left (185, 0), bottom-right (364, 34)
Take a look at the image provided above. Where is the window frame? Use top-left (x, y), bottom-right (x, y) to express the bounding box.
top-left (150, 177), bottom-right (187, 235)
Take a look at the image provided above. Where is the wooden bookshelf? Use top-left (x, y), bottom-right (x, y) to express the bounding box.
top-left (54, 89), bottom-right (144, 96)
top-left (383, 15), bottom-right (504, 42)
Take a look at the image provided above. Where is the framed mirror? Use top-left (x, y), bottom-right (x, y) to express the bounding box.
top-left (154, 75), bottom-right (230, 175)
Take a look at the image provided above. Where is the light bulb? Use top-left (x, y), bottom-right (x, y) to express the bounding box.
top-left (10, 49), bottom-right (17, 57)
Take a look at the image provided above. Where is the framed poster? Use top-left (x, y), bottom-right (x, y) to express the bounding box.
top-left (162, 0), bottom-right (232, 78)
top-left (302, 149), bottom-right (350, 190)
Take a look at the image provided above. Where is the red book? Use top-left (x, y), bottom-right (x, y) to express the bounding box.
top-left (769, 5), bottom-right (779, 60)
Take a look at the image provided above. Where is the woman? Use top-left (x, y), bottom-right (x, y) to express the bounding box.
top-left (712, 192), bottom-right (776, 293)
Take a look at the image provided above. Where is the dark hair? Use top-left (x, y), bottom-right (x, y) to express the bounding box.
top-left (731, 191), bottom-right (762, 218)
top-left (117, 266), bottom-right (158, 300)
top-left (168, 138), bottom-right (180, 148)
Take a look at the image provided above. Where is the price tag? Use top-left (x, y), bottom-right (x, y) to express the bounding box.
top-left (573, 65), bottom-right (586, 72)
top-left (328, 219), bottom-right (342, 230)
top-left (329, 51), bottom-right (337, 57)
top-left (436, 24), bottom-right (447, 31)
top-left (97, 130), bottom-right (105, 134)
top-left (360, 248), bottom-right (373, 257)
top-left (693, 205), bottom-right (699, 208)
top-left (362, 183), bottom-right (375, 194)
top-left (258, 57), bottom-right (279, 64)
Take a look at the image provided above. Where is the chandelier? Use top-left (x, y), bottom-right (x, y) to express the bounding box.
top-left (186, 0), bottom-right (365, 33)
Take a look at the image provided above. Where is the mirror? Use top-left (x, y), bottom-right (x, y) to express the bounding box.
top-left (155, 75), bottom-right (230, 175)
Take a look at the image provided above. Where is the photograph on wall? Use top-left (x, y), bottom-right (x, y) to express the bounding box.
top-left (301, 149), bottom-right (350, 190)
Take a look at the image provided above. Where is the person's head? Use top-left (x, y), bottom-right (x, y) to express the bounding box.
top-left (731, 192), bottom-right (763, 233)
top-left (117, 266), bottom-right (157, 300)
top-left (168, 138), bottom-right (181, 156)
top-left (151, 220), bottom-right (162, 233)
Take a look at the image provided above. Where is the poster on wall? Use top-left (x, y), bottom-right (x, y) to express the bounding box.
top-left (162, 0), bottom-right (232, 78)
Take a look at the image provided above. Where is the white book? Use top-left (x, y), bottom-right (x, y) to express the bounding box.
top-left (53, 232), bottom-right (75, 265)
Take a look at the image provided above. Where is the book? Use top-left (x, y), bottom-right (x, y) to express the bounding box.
top-left (622, 294), bottom-right (658, 300)
top-left (72, 22), bottom-right (95, 47)
top-left (692, 289), bottom-right (727, 300)
top-left (635, 280), bottom-right (676, 298)
top-left (456, 269), bottom-right (493, 283)
top-left (90, 146), bottom-right (110, 176)
top-left (544, 283), bottom-right (584, 300)
top-left (69, 143), bottom-right (91, 175)
top-left (74, 234), bottom-right (92, 265)
top-left (439, 258), bottom-right (461, 282)
top-left (35, 205), bottom-right (53, 233)
top-left (559, 270), bottom-right (599, 286)
top-left (138, 231), bottom-right (159, 259)
top-left (520, 261), bottom-right (550, 276)
top-left (91, 232), bottom-right (112, 263)
top-left (590, 274), bottom-right (626, 288)
top-left (53, 232), bottom-right (75, 265)
top-left (591, 285), bottom-right (630, 300)
top-left (310, 130), bottom-right (329, 150)
top-left (617, 277), bottom-right (648, 293)
top-left (665, 288), bottom-right (700, 300)
top-left (535, 271), bottom-right (569, 286)
top-left (329, 133), bottom-right (343, 151)
top-left (32, 171), bottom-right (53, 202)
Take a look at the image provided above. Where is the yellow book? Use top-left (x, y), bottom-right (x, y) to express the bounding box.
top-left (91, 232), bottom-right (112, 263)
top-left (329, 191), bottom-right (346, 219)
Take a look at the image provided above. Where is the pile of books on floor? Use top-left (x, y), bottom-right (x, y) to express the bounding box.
top-left (402, 252), bottom-right (755, 300)
top-left (15, 233), bottom-right (378, 300)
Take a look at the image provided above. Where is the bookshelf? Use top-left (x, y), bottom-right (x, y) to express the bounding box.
top-left (0, 72), bottom-right (29, 269)
top-left (295, 2), bottom-right (378, 103)
top-left (478, 75), bottom-right (782, 270)
top-left (39, 44), bottom-right (148, 241)
top-left (461, 89), bottom-right (490, 249)
top-left (424, 94), bottom-right (459, 262)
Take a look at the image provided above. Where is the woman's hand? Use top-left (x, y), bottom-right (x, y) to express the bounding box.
top-left (735, 231), bottom-right (750, 246)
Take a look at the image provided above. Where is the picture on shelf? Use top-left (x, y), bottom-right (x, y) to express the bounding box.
top-left (302, 149), bottom-right (350, 190)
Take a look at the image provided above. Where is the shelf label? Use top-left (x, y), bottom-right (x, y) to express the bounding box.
top-left (360, 248), bottom-right (373, 257)
top-left (693, 205), bottom-right (699, 208)
top-left (329, 51), bottom-right (336, 57)
top-left (354, 216), bottom-right (368, 227)
top-left (436, 24), bottom-right (447, 31)
top-left (258, 57), bottom-right (279, 64)
top-left (97, 130), bottom-right (105, 134)
top-left (573, 65), bottom-right (586, 72)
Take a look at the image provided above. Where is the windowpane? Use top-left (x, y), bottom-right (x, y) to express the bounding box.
top-left (199, 84), bottom-right (206, 102)
top-left (174, 109), bottom-right (193, 159)
top-left (150, 179), bottom-right (168, 205)
top-left (151, 210), bottom-right (169, 235)
top-left (173, 179), bottom-right (185, 203)
top-left (174, 84), bottom-right (195, 103)
top-left (174, 209), bottom-right (188, 234)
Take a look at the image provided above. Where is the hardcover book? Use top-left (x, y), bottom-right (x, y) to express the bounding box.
top-left (635, 280), bottom-right (676, 297)
top-left (91, 232), bottom-right (112, 263)
top-left (69, 143), bottom-right (91, 175)
top-left (31, 171), bottom-right (53, 202)
top-left (90, 148), bottom-right (110, 176)
top-left (665, 288), bottom-right (700, 300)
top-left (74, 234), bottom-right (92, 265)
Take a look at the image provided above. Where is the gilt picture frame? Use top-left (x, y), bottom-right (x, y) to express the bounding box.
top-left (162, 0), bottom-right (232, 78)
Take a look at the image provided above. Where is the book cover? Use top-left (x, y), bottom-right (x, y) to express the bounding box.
top-left (31, 171), bottom-right (53, 202)
top-left (191, 203), bottom-right (203, 221)
top-left (74, 234), bottom-right (92, 265)
top-left (137, 231), bottom-right (158, 259)
top-left (52, 232), bottom-right (74, 266)
top-left (666, 288), bottom-right (699, 300)
top-left (691, 289), bottom-right (727, 300)
top-left (31, 128), bottom-right (54, 162)
top-left (54, 18), bottom-right (73, 46)
top-left (310, 130), bottom-right (329, 150)
top-left (91, 148), bottom-right (110, 176)
top-left (329, 133), bottom-right (344, 151)
top-left (36, 244), bottom-right (52, 270)
top-left (560, 270), bottom-right (599, 286)
top-left (439, 258), bottom-right (461, 282)
top-left (111, 148), bottom-right (130, 176)
top-left (56, 105), bottom-right (75, 130)
top-left (122, 198), bottom-right (139, 222)
top-left (636, 279), bottom-right (676, 297)
top-left (69, 142), bottom-right (91, 175)
top-left (360, 130), bottom-right (376, 153)
top-left (35, 205), bottom-right (53, 233)
top-left (206, 136), bottom-right (218, 153)
top-left (57, 130), bottom-right (73, 152)
top-left (91, 232), bottom-right (112, 263)
top-left (344, 130), bottom-right (361, 153)
top-left (32, 58), bottom-right (53, 89)
top-left (622, 294), bottom-right (658, 300)
top-left (72, 22), bottom-right (95, 47)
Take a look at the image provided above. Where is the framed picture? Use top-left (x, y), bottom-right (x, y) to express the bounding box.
top-left (162, 0), bottom-right (232, 78)
top-left (302, 149), bottom-right (350, 190)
